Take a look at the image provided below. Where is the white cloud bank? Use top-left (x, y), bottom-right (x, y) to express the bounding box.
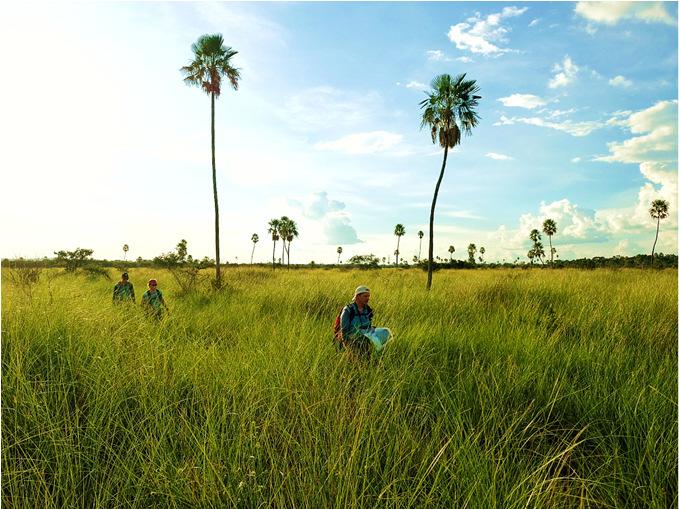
top-left (486, 152), bottom-right (513, 161)
top-left (575, 1), bottom-right (675, 25)
top-left (609, 75), bottom-right (632, 88)
top-left (447, 6), bottom-right (527, 56)
top-left (494, 114), bottom-right (603, 137)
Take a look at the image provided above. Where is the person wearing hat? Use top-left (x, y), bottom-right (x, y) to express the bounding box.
top-left (112, 272), bottom-right (135, 304)
top-left (339, 285), bottom-right (392, 357)
top-left (141, 278), bottom-right (169, 319)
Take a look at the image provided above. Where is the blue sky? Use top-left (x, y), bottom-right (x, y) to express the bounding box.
top-left (1, 1), bottom-right (677, 264)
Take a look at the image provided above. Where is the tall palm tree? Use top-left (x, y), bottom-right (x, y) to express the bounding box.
top-left (418, 230), bottom-right (424, 260)
top-left (542, 219), bottom-right (557, 265)
top-left (268, 218), bottom-right (280, 269)
top-left (479, 246), bottom-right (485, 263)
top-left (250, 233), bottom-right (259, 264)
top-left (122, 244), bottom-right (129, 261)
top-left (649, 199), bottom-right (669, 267)
top-left (420, 73), bottom-right (480, 289)
top-left (337, 246), bottom-right (343, 264)
top-left (181, 34), bottom-right (240, 288)
top-left (284, 219), bottom-right (299, 268)
top-left (448, 245), bottom-right (455, 263)
top-left (394, 224), bottom-right (406, 265)
top-left (467, 243), bottom-right (477, 263)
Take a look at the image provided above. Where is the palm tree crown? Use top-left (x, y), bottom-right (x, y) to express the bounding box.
top-left (650, 199), bottom-right (669, 220)
top-left (181, 34), bottom-right (240, 97)
top-left (420, 74), bottom-right (481, 149)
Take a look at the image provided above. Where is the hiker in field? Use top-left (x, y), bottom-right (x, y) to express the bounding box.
top-left (112, 272), bottom-right (135, 304)
top-left (335, 285), bottom-right (392, 357)
top-left (141, 279), bottom-right (169, 319)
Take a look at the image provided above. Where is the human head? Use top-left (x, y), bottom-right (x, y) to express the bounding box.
top-left (148, 279), bottom-right (158, 289)
top-left (353, 285), bottom-right (370, 306)
top-left (121, 272), bottom-right (129, 281)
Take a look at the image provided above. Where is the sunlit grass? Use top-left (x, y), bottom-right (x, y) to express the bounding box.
top-left (2, 267), bottom-right (677, 507)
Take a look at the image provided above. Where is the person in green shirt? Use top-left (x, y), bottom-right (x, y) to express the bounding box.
top-left (141, 279), bottom-right (169, 319)
top-left (112, 272), bottom-right (135, 304)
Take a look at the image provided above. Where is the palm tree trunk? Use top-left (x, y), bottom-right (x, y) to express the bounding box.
top-left (396, 236), bottom-right (401, 266)
top-left (337, 253), bottom-right (340, 264)
top-left (651, 217), bottom-right (660, 267)
top-left (287, 243), bottom-right (291, 268)
top-left (549, 235), bottom-right (553, 266)
top-left (281, 240), bottom-right (286, 266)
top-left (427, 147), bottom-right (448, 290)
top-left (272, 240), bottom-right (276, 269)
top-left (418, 239), bottom-right (422, 261)
top-left (211, 92), bottom-right (221, 288)
top-left (251, 243), bottom-right (256, 265)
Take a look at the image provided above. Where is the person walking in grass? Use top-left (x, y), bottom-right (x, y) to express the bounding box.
top-left (141, 279), bottom-right (169, 319)
top-left (112, 272), bottom-right (135, 304)
top-left (337, 285), bottom-right (392, 358)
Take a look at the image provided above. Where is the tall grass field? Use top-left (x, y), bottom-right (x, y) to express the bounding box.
top-left (2, 267), bottom-right (677, 508)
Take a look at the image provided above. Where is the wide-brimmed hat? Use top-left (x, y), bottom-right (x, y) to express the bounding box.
top-left (354, 285), bottom-right (370, 297)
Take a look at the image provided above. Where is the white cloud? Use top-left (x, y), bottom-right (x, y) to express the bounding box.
top-left (486, 152), bottom-right (513, 160)
top-left (575, 1), bottom-right (675, 25)
top-left (498, 93), bottom-right (546, 109)
top-left (300, 191), bottom-right (345, 220)
top-left (596, 100), bottom-right (678, 163)
top-left (447, 6), bottom-right (527, 56)
top-left (441, 210), bottom-right (485, 219)
top-left (324, 214), bottom-right (362, 245)
top-left (280, 87), bottom-right (381, 132)
top-left (456, 56), bottom-right (474, 63)
top-left (404, 80), bottom-right (428, 90)
top-left (609, 75), bottom-right (633, 88)
top-left (426, 50), bottom-right (446, 61)
top-left (314, 131), bottom-right (403, 155)
top-left (494, 114), bottom-right (603, 137)
top-left (548, 55), bottom-right (579, 88)
top-left (571, 157), bottom-right (582, 163)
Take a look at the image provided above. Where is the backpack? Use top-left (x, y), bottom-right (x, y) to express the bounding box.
top-left (333, 303), bottom-right (357, 349)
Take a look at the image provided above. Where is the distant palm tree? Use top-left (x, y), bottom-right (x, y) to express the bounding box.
top-left (649, 199), bottom-right (669, 267)
top-left (268, 218), bottom-right (281, 269)
top-left (418, 230), bottom-right (424, 260)
top-left (420, 73), bottom-right (481, 290)
top-left (448, 245), bottom-right (455, 263)
top-left (542, 219), bottom-right (557, 265)
top-left (283, 218), bottom-right (299, 268)
top-left (181, 34), bottom-right (240, 288)
top-left (122, 244), bottom-right (129, 261)
top-left (467, 243), bottom-right (477, 263)
top-left (250, 233), bottom-right (259, 264)
top-left (479, 246), bottom-right (485, 263)
top-left (529, 229), bottom-right (545, 265)
top-left (278, 216), bottom-right (291, 265)
top-left (337, 246), bottom-right (343, 264)
top-left (394, 224), bottom-right (406, 265)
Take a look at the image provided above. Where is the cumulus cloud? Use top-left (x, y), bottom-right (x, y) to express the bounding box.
top-left (494, 114), bottom-right (603, 137)
top-left (549, 56), bottom-right (579, 88)
top-left (529, 18), bottom-right (540, 27)
top-left (280, 87), bottom-right (381, 131)
top-left (575, 1), bottom-right (675, 25)
top-left (498, 93), bottom-right (546, 109)
top-left (301, 191), bottom-right (345, 220)
top-left (596, 100), bottom-right (677, 163)
top-left (314, 130), bottom-right (403, 155)
top-left (609, 75), bottom-right (633, 88)
top-left (447, 6), bottom-right (527, 55)
top-left (486, 152), bottom-right (513, 160)
top-left (324, 214), bottom-right (362, 244)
